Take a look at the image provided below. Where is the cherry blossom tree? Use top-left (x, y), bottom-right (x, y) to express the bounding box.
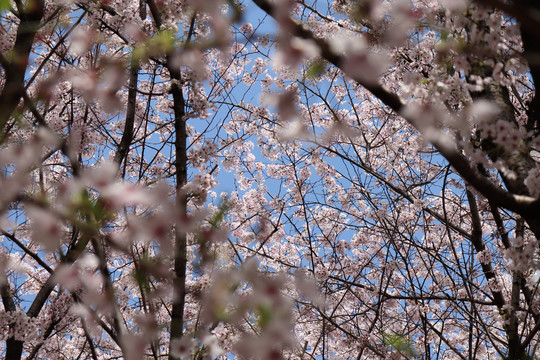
top-left (2, 0), bottom-right (540, 359)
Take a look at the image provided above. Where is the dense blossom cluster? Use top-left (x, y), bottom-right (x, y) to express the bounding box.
top-left (0, 311), bottom-right (41, 342)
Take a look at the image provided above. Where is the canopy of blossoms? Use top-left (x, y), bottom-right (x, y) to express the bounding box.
top-left (1, 0), bottom-right (540, 359)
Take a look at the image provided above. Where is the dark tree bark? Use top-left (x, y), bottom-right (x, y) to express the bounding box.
top-left (0, 0), bottom-right (45, 138)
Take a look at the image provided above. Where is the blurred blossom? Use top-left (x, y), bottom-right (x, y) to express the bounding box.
top-left (69, 27), bottom-right (97, 56)
top-left (170, 336), bottom-right (196, 358)
top-left (438, 0), bottom-right (468, 11)
top-left (201, 333), bottom-right (226, 357)
top-left (274, 37), bottom-right (320, 68)
top-left (383, 1), bottom-right (421, 47)
top-left (331, 33), bottom-right (389, 84)
top-left (27, 206), bottom-right (64, 251)
top-left (468, 100), bottom-right (500, 125)
top-left (121, 334), bottom-right (148, 360)
top-left (54, 264), bottom-right (82, 290)
top-left (84, 161), bottom-right (119, 189)
top-left (100, 182), bottom-right (152, 210)
top-left (295, 270), bottom-right (325, 307)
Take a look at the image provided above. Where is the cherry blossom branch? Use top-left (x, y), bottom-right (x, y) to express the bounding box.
top-left (522, 317), bottom-right (540, 354)
top-left (520, 20), bottom-right (540, 133)
top-left (0, 0), bottom-right (45, 137)
top-left (23, 9), bottom-right (87, 91)
top-left (113, 64), bottom-right (139, 169)
top-left (420, 314), bottom-right (472, 360)
top-left (0, 230), bottom-right (52, 273)
top-left (90, 236), bottom-right (127, 345)
top-left (0, 281), bottom-right (23, 359)
top-left (473, 0), bottom-right (540, 34)
top-left (1, 226), bottom-right (91, 360)
top-left (19, 83), bottom-right (82, 176)
top-left (309, 303), bottom-right (385, 358)
top-left (81, 318), bottom-right (100, 360)
top-left (26, 317), bottom-right (62, 360)
top-left (328, 275), bottom-right (497, 305)
top-left (320, 144), bottom-right (474, 240)
top-left (145, 0), bottom-right (190, 354)
top-left (465, 191), bottom-right (505, 307)
top-left (490, 203), bottom-right (540, 319)
top-left (251, 0), bottom-right (540, 217)
top-left (465, 191), bottom-right (522, 357)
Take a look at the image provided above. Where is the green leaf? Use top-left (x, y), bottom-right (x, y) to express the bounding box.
top-left (132, 30), bottom-right (176, 63)
top-left (209, 197), bottom-right (230, 227)
top-left (134, 268), bottom-right (149, 295)
top-left (150, 30), bottom-right (175, 52)
top-left (256, 304), bottom-right (273, 327)
top-left (0, 0), bottom-right (11, 12)
top-left (307, 60), bottom-right (325, 79)
top-left (71, 190), bottom-right (113, 225)
top-left (383, 332), bottom-right (417, 358)
top-left (212, 304), bottom-right (228, 322)
top-left (132, 45), bottom-right (146, 64)
top-left (440, 29), bottom-right (448, 42)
